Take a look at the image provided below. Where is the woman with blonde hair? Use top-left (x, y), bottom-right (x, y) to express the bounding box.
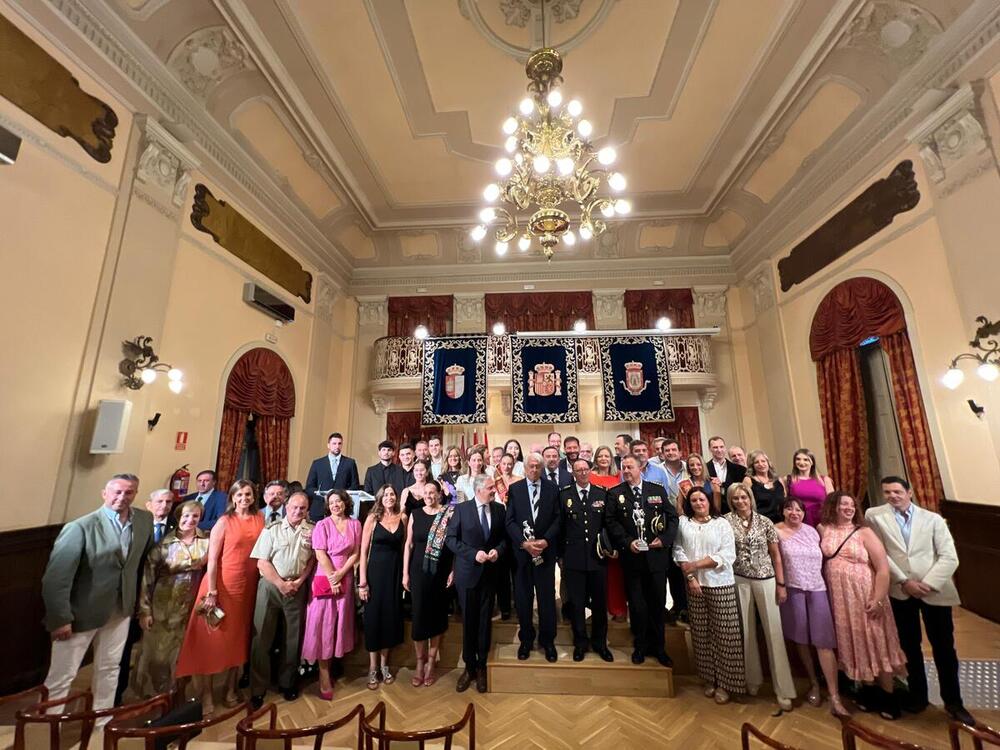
top-left (438, 446), bottom-right (464, 503)
top-left (743, 450), bottom-right (785, 523)
top-left (455, 445), bottom-right (487, 504)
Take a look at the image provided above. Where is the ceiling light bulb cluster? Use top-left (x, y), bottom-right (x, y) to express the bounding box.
top-left (468, 47), bottom-right (630, 261)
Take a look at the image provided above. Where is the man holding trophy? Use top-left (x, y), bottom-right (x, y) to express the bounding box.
top-left (606, 455), bottom-right (679, 667)
top-left (560, 458), bottom-right (615, 662)
top-left (506, 453), bottom-right (561, 662)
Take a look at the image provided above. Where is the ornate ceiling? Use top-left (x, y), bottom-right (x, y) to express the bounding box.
top-left (34, 0), bottom-right (993, 288)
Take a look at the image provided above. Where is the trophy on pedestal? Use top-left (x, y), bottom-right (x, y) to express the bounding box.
top-left (522, 520), bottom-right (544, 566)
top-left (632, 501), bottom-right (648, 552)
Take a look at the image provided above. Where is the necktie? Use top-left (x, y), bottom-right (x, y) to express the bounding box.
top-left (548, 470), bottom-right (557, 483)
top-left (530, 484), bottom-right (538, 521)
top-left (633, 485), bottom-right (642, 503)
top-left (480, 503), bottom-right (490, 538)
top-left (581, 488), bottom-right (589, 506)
top-left (154, 523), bottom-right (164, 543)
top-left (270, 510), bottom-right (280, 524)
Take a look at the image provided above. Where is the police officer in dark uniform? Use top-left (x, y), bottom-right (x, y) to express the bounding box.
top-left (559, 458), bottom-right (614, 662)
top-left (605, 455), bottom-right (679, 667)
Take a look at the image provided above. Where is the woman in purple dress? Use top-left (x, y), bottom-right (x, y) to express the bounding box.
top-left (781, 449), bottom-right (834, 527)
top-left (301, 490), bottom-right (361, 699)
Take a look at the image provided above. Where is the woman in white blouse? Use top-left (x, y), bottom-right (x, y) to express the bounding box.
top-left (454, 446), bottom-right (487, 504)
top-left (673, 486), bottom-right (746, 705)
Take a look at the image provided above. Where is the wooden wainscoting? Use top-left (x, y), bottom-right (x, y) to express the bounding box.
top-left (0, 524), bottom-right (61, 694)
top-left (941, 500), bottom-right (1000, 624)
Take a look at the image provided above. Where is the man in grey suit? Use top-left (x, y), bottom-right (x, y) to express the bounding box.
top-left (42, 473), bottom-right (153, 718)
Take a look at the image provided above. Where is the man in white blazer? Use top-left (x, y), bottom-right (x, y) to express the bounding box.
top-left (865, 475), bottom-right (973, 726)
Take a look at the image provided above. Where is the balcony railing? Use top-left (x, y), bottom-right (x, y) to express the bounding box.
top-left (372, 334), bottom-right (714, 380)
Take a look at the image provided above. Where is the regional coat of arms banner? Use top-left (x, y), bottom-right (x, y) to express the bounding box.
top-left (510, 336), bottom-right (579, 424)
top-left (421, 335), bottom-right (488, 425)
top-left (598, 336), bottom-right (674, 421)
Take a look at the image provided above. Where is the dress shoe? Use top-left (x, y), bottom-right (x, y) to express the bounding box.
top-left (475, 671), bottom-right (488, 693)
top-left (596, 647), bottom-right (614, 663)
top-left (250, 694), bottom-right (265, 710)
top-left (946, 705), bottom-right (976, 727)
top-left (573, 647), bottom-right (585, 662)
top-left (663, 608), bottom-right (678, 625)
top-left (631, 649), bottom-right (645, 664)
top-left (282, 687), bottom-right (299, 702)
top-left (517, 643), bottom-right (531, 660)
top-left (654, 652), bottom-right (673, 668)
top-left (456, 670), bottom-right (474, 693)
top-left (544, 645), bottom-right (558, 663)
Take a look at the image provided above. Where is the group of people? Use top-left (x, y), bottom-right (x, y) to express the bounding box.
top-left (39, 429), bottom-right (974, 727)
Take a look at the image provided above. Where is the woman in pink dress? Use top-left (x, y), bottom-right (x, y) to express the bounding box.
top-left (782, 449), bottom-right (834, 527)
top-left (819, 491), bottom-right (906, 720)
top-left (301, 489), bottom-right (360, 699)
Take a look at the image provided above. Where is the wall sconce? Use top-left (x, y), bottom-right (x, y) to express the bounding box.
top-left (119, 336), bottom-right (185, 393)
top-left (942, 316), bottom-right (1000, 389)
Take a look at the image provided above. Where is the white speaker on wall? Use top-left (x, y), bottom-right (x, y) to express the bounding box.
top-left (90, 399), bottom-right (133, 454)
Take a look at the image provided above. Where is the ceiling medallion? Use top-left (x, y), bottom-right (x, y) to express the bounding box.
top-left (469, 43), bottom-right (629, 261)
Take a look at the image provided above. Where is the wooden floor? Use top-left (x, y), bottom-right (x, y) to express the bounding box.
top-left (180, 607), bottom-right (1000, 749)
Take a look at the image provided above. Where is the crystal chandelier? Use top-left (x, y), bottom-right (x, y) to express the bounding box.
top-left (469, 41), bottom-right (629, 261)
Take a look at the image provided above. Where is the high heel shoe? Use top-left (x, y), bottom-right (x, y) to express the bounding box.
top-left (806, 683), bottom-right (822, 707)
top-left (423, 659), bottom-right (437, 687)
top-left (411, 659), bottom-right (425, 687)
top-left (714, 688), bottom-right (730, 705)
top-left (319, 688), bottom-right (334, 700)
top-left (830, 696), bottom-right (852, 720)
top-left (381, 665), bottom-right (395, 685)
top-left (367, 670), bottom-right (379, 690)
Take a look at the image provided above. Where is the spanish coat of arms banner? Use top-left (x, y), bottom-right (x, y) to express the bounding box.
top-left (598, 336), bottom-right (674, 422)
top-left (421, 335), bottom-right (488, 425)
top-left (510, 336), bottom-right (580, 424)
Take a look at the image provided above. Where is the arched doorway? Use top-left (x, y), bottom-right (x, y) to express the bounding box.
top-left (216, 347), bottom-right (295, 491)
top-left (809, 277), bottom-right (943, 509)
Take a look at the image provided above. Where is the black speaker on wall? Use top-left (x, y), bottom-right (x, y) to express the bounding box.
top-left (0, 124), bottom-right (21, 165)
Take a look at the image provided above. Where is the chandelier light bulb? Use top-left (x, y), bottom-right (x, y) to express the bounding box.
top-left (414, 324), bottom-right (429, 340)
top-left (577, 119), bottom-right (593, 138)
top-left (168, 379), bottom-right (184, 394)
top-left (167, 368), bottom-right (183, 382)
top-left (495, 158), bottom-right (513, 176)
top-left (579, 224), bottom-right (593, 240)
top-left (614, 199), bottom-right (632, 215)
top-left (519, 98), bottom-right (535, 116)
top-left (492, 321), bottom-right (506, 336)
top-left (597, 147), bottom-right (617, 165)
top-left (608, 172), bottom-right (627, 191)
top-left (547, 89), bottom-right (563, 108)
top-left (470, 224), bottom-right (488, 242)
top-left (556, 157), bottom-right (574, 176)
top-left (573, 319), bottom-right (588, 333)
top-left (479, 207), bottom-right (497, 223)
top-left (533, 155), bottom-right (551, 174)
top-left (518, 235), bottom-right (531, 251)
top-left (504, 135), bottom-right (518, 153)
top-left (140, 368), bottom-right (157, 384)
top-left (978, 362), bottom-right (1000, 382)
top-left (655, 316), bottom-right (673, 331)
top-left (563, 231), bottom-right (576, 246)
top-left (514, 152), bottom-right (524, 164)
top-left (941, 367), bottom-right (964, 389)
top-left (600, 202), bottom-right (616, 218)
top-left (567, 99), bottom-right (583, 117)
top-left (483, 183), bottom-right (501, 202)
top-left (502, 116), bottom-right (518, 135)
top-left (495, 240), bottom-right (509, 256)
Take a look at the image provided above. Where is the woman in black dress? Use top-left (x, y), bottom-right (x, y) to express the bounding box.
top-left (358, 484), bottom-right (406, 689)
top-left (402, 479), bottom-right (454, 687)
top-left (743, 450), bottom-right (785, 522)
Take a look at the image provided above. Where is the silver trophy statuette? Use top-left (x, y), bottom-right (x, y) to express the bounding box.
top-left (522, 520), bottom-right (544, 566)
top-left (632, 501), bottom-right (648, 552)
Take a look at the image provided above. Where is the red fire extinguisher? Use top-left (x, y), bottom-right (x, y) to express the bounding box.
top-left (170, 464), bottom-right (190, 503)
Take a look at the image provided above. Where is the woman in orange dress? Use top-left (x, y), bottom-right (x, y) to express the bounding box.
top-left (175, 480), bottom-right (264, 714)
top-left (590, 446), bottom-right (626, 621)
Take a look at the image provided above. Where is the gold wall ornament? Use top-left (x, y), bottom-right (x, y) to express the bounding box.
top-left (191, 184), bottom-right (313, 302)
top-left (0, 14), bottom-right (118, 163)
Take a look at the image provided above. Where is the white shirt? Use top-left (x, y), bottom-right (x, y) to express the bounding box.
top-left (430, 459), bottom-right (444, 479)
top-left (576, 483), bottom-right (592, 500)
top-left (673, 516), bottom-right (736, 588)
top-left (712, 459), bottom-right (728, 483)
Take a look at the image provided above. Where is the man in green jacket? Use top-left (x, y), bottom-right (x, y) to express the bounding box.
top-left (42, 473), bottom-right (153, 717)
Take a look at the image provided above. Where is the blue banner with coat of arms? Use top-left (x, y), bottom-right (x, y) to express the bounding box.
top-left (421, 336), bottom-right (488, 425)
top-left (510, 337), bottom-right (579, 424)
top-left (598, 336), bottom-right (674, 422)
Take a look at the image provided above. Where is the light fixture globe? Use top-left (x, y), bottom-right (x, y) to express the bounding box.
top-left (942, 368), bottom-right (964, 389)
top-left (414, 324), bottom-right (429, 340)
top-left (978, 362), bottom-right (1000, 382)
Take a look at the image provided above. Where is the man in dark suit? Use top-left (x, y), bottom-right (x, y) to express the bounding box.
top-left (505, 452), bottom-right (561, 662)
top-left (184, 469), bottom-right (228, 530)
top-left (707, 436), bottom-right (747, 510)
top-left (606, 455), bottom-right (679, 667)
top-left (557, 435), bottom-right (581, 476)
top-left (561, 458), bottom-right (614, 663)
top-left (446, 474), bottom-right (508, 693)
top-left (613, 433), bottom-right (632, 471)
top-left (542, 446), bottom-right (572, 487)
top-left (305, 432), bottom-right (360, 521)
top-left (363, 440), bottom-right (406, 497)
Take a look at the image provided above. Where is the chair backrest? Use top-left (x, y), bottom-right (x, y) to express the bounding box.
top-left (235, 702), bottom-right (367, 750)
top-left (103, 698), bottom-right (250, 749)
top-left (741, 722), bottom-right (802, 750)
top-left (949, 721), bottom-right (1000, 750)
top-left (14, 690), bottom-right (96, 749)
top-left (841, 720), bottom-right (927, 750)
top-left (0, 685), bottom-right (49, 728)
top-left (360, 702), bottom-right (475, 750)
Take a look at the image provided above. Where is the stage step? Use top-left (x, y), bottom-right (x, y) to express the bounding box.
top-left (487, 643), bottom-right (674, 698)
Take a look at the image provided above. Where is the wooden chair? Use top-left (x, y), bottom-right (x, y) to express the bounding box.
top-left (235, 702), bottom-right (367, 750)
top-left (741, 722), bottom-right (802, 750)
top-left (102, 695), bottom-right (250, 749)
top-left (13, 690), bottom-right (95, 749)
top-left (841, 720), bottom-right (927, 750)
top-left (949, 720), bottom-right (1000, 749)
top-left (0, 686), bottom-right (49, 749)
top-left (360, 702), bottom-right (474, 750)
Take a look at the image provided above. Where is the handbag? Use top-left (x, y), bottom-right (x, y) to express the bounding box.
top-left (311, 573), bottom-right (334, 598)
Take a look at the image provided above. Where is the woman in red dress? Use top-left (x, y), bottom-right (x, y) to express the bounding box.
top-left (175, 480), bottom-right (264, 713)
top-left (590, 446), bottom-right (626, 621)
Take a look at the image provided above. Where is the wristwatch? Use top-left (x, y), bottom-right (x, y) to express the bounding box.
top-left (685, 573), bottom-right (695, 581)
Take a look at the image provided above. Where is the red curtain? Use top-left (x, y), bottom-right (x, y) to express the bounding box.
top-left (881, 332), bottom-right (945, 512)
top-left (216, 348), bottom-right (296, 490)
top-left (624, 289), bottom-right (695, 330)
top-left (385, 411), bottom-right (442, 449)
top-left (485, 291), bottom-right (595, 333)
top-left (388, 295), bottom-right (453, 337)
top-left (809, 278), bottom-right (905, 360)
top-left (640, 406), bottom-right (702, 457)
top-left (817, 349), bottom-right (868, 502)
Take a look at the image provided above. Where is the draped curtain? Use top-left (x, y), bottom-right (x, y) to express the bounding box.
top-left (817, 349), bottom-right (869, 502)
top-left (640, 406), bottom-right (703, 457)
top-left (385, 411), bottom-right (442, 450)
top-left (485, 291), bottom-right (595, 333)
top-left (624, 289), bottom-right (695, 330)
top-left (216, 348), bottom-right (296, 490)
top-left (388, 295), bottom-right (453, 337)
